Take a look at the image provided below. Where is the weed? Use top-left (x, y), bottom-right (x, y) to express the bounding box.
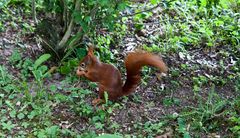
top-left (181, 87), bottom-right (228, 134)
top-left (9, 49), bottom-right (22, 64)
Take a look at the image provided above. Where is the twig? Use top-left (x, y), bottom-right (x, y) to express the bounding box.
top-left (40, 37), bottom-right (61, 59)
top-left (90, 5), bottom-right (99, 22)
top-left (120, 3), bottom-right (161, 18)
top-left (122, 19), bottom-right (186, 25)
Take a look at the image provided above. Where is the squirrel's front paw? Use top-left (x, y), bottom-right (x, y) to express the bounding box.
top-left (76, 69), bottom-right (85, 76)
top-left (92, 98), bottom-right (104, 105)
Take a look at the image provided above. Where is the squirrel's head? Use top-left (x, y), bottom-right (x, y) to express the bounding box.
top-left (77, 46), bottom-right (95, 73)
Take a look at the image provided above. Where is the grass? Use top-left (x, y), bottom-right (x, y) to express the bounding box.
top-left (0, 0), bottom-right (240, 137)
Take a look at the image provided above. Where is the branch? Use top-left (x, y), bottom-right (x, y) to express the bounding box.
top-left (32, 0), bottom-right (37, 24)
top-left (60, 0), bottom-right (68, 32)
top-left (57, 0), bottom-right (81, 50)
top-left (120, 3), bottom-right (161, 18)
top-left (65, 27), bottom-right (83, 51)
top-left (58, 19), bottom-right (74, 50)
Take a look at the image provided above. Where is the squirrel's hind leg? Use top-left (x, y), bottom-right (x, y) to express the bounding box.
top-left (92, 84), bottom-right (105, 105)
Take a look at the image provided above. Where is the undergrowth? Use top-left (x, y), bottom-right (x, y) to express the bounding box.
top-left (0, 0), bottom-right (239, 137)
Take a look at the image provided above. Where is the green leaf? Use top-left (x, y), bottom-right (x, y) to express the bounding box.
top-left (0, 0), bottom-right (10, 8)
top-left (49, 85), bottom-right (57, 92)
top-left (2, 121), bottom-right (16, 131)
top-left (21, 122), bottom-right (29, 128)
top-left (163, 98), bottom-right (173, 106)
top-left (9, 110), bottom-right (16, 118)
top-left (60, 65), bottom-right (71, 74)
top-left (107, 108), bottom-right (113, 114)
top-left (36, 130), bottom-right (47, 138)
top-left (34, 54), bottom-right (51, 69)
top-left (99, 0), bottom-right (109, 6)
top-left (232, 31), bottom-right (238, 36)
top-left (214, 20), bottom-right (224, 26)
top-left (0, 93), bottom-right (5, 98)
top-left (80, 21), bottom-right (89, 32)
top-left (73, 11), bottom-right (83, 23)
top-left (183, 132), bottom-right (191, 138)
top-left (104, 91), bottom-right (108, 103)
top-left (200, 0), bottom-right (207, 7)
top-left (9, 49), bottom-right (22, 64)
top-left (84, 16), bottom-right (91, 23)
top-left (95, 122), bottom-right (104, 129)
top-left (96, 134), bottom-right (122, 138)
top-left (5, 100), bottom-right (14, 109)
top-left (150, 0), bottom-right (159, 5)
top-left (177, 117), bottom-right (190, 138)
top-left (76, 48), bottom-right (87, 59)
top-left (117, 2), bottom-right (127, 10)
top-left (17, 113), bottom-right (25, 120)
top-left (220, 0), bottom-right (229, 8)
top-left (46, 126), bottom-right (60, 136)
top-left (27, 111), bottom-right (36, 119)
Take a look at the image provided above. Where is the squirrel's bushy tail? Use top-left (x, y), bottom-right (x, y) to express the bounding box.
top-left (121, 52), bottom-right (167, 96)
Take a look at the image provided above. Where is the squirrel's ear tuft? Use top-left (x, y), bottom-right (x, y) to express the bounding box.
top-left (83, 55), bottom-right (91, 65)
top-left (87, 43), bottom-right (94, 55)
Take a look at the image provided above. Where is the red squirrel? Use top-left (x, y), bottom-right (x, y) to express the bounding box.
top-left (76, 46), bottom-right (167, 104)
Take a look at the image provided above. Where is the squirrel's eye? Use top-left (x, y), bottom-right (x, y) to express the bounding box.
top-left (81, 63), bottom-right (85, 67)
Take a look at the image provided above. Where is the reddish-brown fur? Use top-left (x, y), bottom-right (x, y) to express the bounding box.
top-left (76, 47), bottom-right (167, 102)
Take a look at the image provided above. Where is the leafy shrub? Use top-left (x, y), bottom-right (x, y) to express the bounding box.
top-left (35, 0), bottom-right (128, 60)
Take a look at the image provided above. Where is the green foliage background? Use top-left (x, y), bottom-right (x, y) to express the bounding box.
top-left (0, 0), bottom-right (239, 137)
